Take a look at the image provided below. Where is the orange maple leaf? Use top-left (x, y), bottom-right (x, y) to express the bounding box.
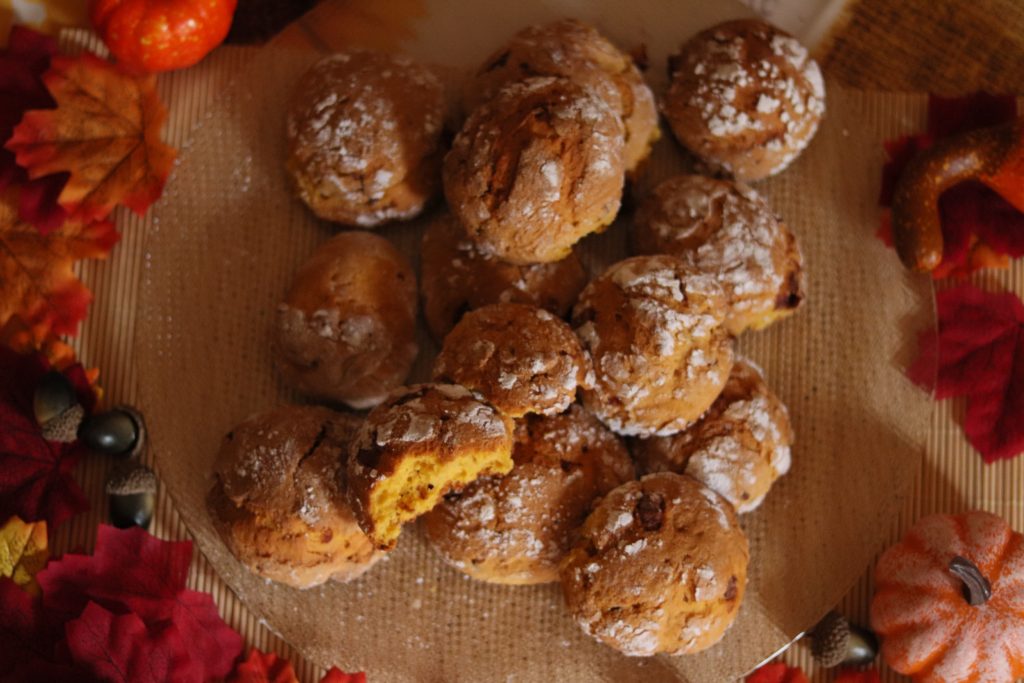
top-left (4, 53), bottom-right (176, 223)
top-left (0, 188), bottom-right (119, 348)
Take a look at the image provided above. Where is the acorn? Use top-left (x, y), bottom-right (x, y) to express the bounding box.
top-left (34, 370), bottom-right (77, 425)
top-left (810, 611), bottom-right (879, 668)
top-left (79, 405), bottom-right (146, 459)
top-left (105, 463), bottom-right (157, 529)
top-left (41, 404), bottom-right (85, 443)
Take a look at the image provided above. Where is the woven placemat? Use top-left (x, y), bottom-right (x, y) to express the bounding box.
top-left (822, 0), bottom-right (1024, 93)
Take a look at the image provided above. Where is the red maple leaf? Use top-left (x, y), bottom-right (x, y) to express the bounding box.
top-left (878, 93), bottom-right (1022, 279)
top-left (909, 285), bottom-right (1024, 462)
top-left (227, 648), bottom-right (301, 683)
top-left (66, 602), bottom-right (201, 683)
top-left (0, 345), bottom-right (95, 529)
top-left (0, 26), bottom-right (67, 233)
top-left (321, 668), bottom-right (367, 683)
top-left (835, 669), bottom-right (882, 683)
top-left (38, 525), bottom-right (244, 680)
top-left (745, 662), bottom-right (809, 683)
top-left (0, 578), bottom-right (86, 682)
top-left (226, 649), bottom-right (368, 683)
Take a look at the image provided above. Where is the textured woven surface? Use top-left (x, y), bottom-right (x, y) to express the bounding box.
top-left (822, 0), bottom-right (1024, 93)
top-left (51, 1), bottom-right (1024, 681)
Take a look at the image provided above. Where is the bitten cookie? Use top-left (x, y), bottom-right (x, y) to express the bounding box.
top-left (346, 383), bottom-right (515, 549)
top-left (444, 76), bottom-right (625, 265)
top-left (207, 405), bottom-right (384, 588)
top-left (466, 18), bottom-right (658, 174)
top-left (422, 404), bottom-right (635, 585)
top-left (632, 174), bottom-right (805, 334)
top-left (420, 210), bottom-right (588, 342)
top-left (572, 255), bottom-right (734, 437)
top-left (433, 303), bottom-right (592, 418)
top-left (560, 472), bottom-right (749, 656)
top-left (285, 50), bottom-right (445, 226)
top-left (274, 231), bottom-right (418, 410)
top-left (633, 358), bottom-right (793, 513)
top-left (663, 19), bottom-right (825, 181)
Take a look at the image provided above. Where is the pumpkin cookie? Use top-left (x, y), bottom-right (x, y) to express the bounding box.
top-left (207, 405), bottom-right (384, 588)
top-left (420, 210), bottom-right (588, 341)
top-left (572, 255), bottom-right (734, 437)
top-left (433, 303), bottom-right (592, 418)
top-left (422, 405), bottom-right (634, 585)
top-left (466, 18), bottom-right (658, 174)
top-left (274, 231), bottom-right (418, 410)
top-left (346, 383), bottom-right (515, 549)
top-left (560, 472), bottom-right (749, 655)
top-left (444, 76), bottom-right (625, 264)
top-left (633, 174), bottom-right (804, 335)
top-left (634, 358), bottom-right (793, 513)
top-left (286, 50), bottom-right (445, 226)
top-left (663, 19), bottom-right (825, 181)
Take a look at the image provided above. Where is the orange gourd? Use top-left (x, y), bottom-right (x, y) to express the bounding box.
top-left (870, 511), bottom-right (1024, 682)
top-left (90, 0), bottom-right (237, 74)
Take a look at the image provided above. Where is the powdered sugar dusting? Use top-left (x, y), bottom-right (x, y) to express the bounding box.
top-left (669, 21), bottom-right (825, 177)
top-left (287, 51), bottom-right (443, 224)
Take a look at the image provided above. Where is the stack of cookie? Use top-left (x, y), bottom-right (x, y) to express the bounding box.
top-left (206, 16), bottom-right (824, 659)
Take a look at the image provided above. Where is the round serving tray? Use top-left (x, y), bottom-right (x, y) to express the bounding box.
top-left (138, 2), bottom-right (933, 680)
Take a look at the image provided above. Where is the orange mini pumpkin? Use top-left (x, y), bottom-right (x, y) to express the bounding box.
top-left (870, 511), bottom-right (1024, 682)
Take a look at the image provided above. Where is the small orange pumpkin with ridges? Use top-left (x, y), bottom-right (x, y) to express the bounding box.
top-left (870, 510), bottom-right (1024, 682)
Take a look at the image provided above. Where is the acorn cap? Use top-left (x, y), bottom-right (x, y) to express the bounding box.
top-left (810, 610), bottom-right (849, 668)
top-left (105, 464), bottom-right (158, 496)
top-left (41, 404), bottom-right (85, 443)
top-left (115, 404), bottom-right (147, 460)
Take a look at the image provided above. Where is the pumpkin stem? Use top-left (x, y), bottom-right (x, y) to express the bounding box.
top-left (949, 555), bottom-right (992, 606)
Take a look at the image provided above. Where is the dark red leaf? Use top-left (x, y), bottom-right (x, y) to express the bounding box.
top-left (745, 662), bottom-right (808, 683)
top-left (38, 525), bottom-right (244, 680)
top-left (0, 405), bottom-right (88, 529)
top-left (0, 346), bottom-right (94, 529)
top-left (227, 648), bottom-right (299, 683)
top-left (878, 93), bottom-right (1022, 278)
top-left (66, 602), bottom-right (201, 683)
top-left (834, 668), bottom-right (882, 683)
top-left (0, 26), bottom-right (65, 232)
top-left (17, 173), bottom-right (70, 233)
top-left (320, 668), bottom-right (367, 683)
top-left (0, 578), bottom-right (87, 682)
top-left (909, 285), bottom-right (1024, 462)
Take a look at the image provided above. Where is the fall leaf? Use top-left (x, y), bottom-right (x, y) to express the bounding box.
top-left (908, 285), bottom-right (1024, 462)
top-left (5, 52), bottom-right (176, 223)
top-left (0, 345), bottom-right (94, 529)
top-left (0, 578), bottom-right (86, 682)
top-left (878, 93), bottom-right (1022, 279)
top-left (227, 648), bottom-right (368, 683)
top-left (745, 662), bottom-right (809, 683)
top-left (38, 525), bottom-right (244, 680)
top-left (0, 188), bottom-right (119, 347)
top-left (66, 602), bottom-right (201, 683)
top-left (0, 516), bottom-right (48, 594)
top-left (228, 648), bottom-right (301, 683)
top-left (321, 668), bottom-right (367, 683)
top-left (834, 669), bottom-right (882, 683)
top-left (0, 26), bottom-right (68, 233)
